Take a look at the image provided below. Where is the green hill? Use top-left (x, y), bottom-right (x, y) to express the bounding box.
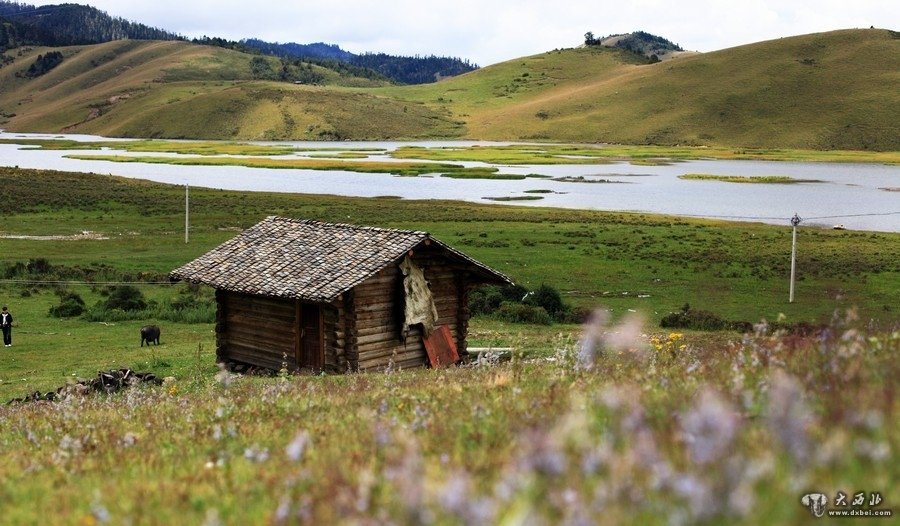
top-left (0, 40), bottom-right (461, 140)
top-left (386, 28), bottom-right (900, 150)
top-left (1, 29), bottom-right (898, 149)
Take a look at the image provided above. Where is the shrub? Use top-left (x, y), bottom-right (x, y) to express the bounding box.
top-left (524, 284), bottom-right (566, 318)
top-left (26, 258), bottom-right (52, 275)
top-left (470, 283), bottom-right (569, 324)
top-left (470, 284), bottom-right (528, 316)
top-left (101, 285), bottom-right (147, 311)
top-left (660, 304), bottom-right (751, 332)
top-left (170, 283), bottom-right (214, 311)
top-left (494, 302), bottom-right (553, 325)
top-left (48, 290), bottom-right (85, 318)
top-left (83, 283), bottom-right (215, 324)
top-left (470, 287), bottom-right (503, 316)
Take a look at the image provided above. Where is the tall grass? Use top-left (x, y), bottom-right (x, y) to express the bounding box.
top-left (0, 311), bottom-right (895, 524)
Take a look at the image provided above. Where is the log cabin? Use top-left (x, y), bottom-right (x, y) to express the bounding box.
top-left (169, 216), bottom-right (511, 372)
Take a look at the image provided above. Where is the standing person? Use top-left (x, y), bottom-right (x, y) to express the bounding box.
top-left (1, 306), bottom-right (12, 347)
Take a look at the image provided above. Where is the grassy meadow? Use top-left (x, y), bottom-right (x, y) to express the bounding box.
top-left (2, 30), bottom-right (898, 149)
top-left (0, 166), bottom-right (897, 523)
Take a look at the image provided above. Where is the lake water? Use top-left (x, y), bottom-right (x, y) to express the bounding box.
top-left (1, 132), bottom-right (898, 232)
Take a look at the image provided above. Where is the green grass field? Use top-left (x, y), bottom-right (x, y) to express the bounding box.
top-left (0, 166), bottom-right (897, 523)
top-left (0, 165), bottom-right (897, 398)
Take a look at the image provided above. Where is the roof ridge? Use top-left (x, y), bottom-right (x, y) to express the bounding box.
top-left (267, 216), bottom-right (428, 236)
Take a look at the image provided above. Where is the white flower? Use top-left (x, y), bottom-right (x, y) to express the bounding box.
top-left (766, 370), bottom-right (811, 465)
top-left (285, 431), bottom-right (310, 462)
top-left (682, 388), bottom-right (740, 465)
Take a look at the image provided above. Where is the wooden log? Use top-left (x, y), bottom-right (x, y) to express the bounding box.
top-left (225, 344), bottom-right (292, 363)
top-left (356, 331), bottom-right (405, 346)
top-left (358, 343), bottom-right (425, 362)
top-left (227, 334), bottom-right (293, 356)
top-left (357, 324), bottom-right (400, 337)
top-left (358, 342), bottom-right (422, 359)
top-left (456, 275), bottom-right (470, 357)
top-left (225, 348), bottom-right (291, 371)
top-left (224, 291), bottom-right (293, 304)
top-left (225, 307), bottom-right (295, 324)
top-left (352, 286), bottom-right (399, 300)
top-left (356, 315), bottom-right (396, 329)
top-left (223, 298), bottom-right (295, 314)
top-left (359, 354), bottom-right (427, 371)
top-left (216, 290), bottom-right (228, 363)
top-left (225, 302), bottom-right (294, 317)
top-left (226, 317), bottom-right (295, 338)
top-left (355, 275), bottom-right (398, 289)
top-left (354, 300), bottom-right (396, 314)
top-left (227, 328), bottom-right (294, 348)
top-left (359, 346), bottom-right (426, 363)
top-left (344, 289), bottom-right (358, 370)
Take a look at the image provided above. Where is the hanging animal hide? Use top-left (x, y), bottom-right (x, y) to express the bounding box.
top-left (399, 256), bottom-right (439, 338)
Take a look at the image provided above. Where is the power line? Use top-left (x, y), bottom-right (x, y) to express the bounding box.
top-left (0, 279), bottom-right (174, 286)
top-left (804, 212), bottom-right (900, 220)
top-left (670, 211), bottom-right (900, 222)
top-left (673, 213), bottom-right (787, 220)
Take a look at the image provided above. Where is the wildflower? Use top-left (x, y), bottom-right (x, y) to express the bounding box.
top-left (672, 474), bottom-right (715, 519)
top-left (243, 445), bottom-right (270, 463)
top-left (578, 310), bottom-right (647, 368)
top-left (285, 431), bottom-right (310, 462)
top-left (383, 431), bottom-right (427, 523)
top-left (577, 309), bottom-right (609, 368)
top-left (766, 370), bottom-right (811, 465)
top-left (438, 471), bottom-right (496, 524)
top-left (215, 363), bottom-right (232, 387)
top-left (120, 432), bottom-right (138, 448)
top-left (853, 439), bottom-right (890, 462)
top-left (681, 388), bottom-right (740, 465)
top-left (273, 496), bottom-right (291, 524)
top-left (90, 498), bottom-right (110, 524)
top-left (411, 405), bottom-right (429, 431)
top-left (201, 509), bottom-right (222, 526)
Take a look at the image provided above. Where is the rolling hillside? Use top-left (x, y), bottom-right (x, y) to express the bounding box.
top-left (387, 28), bottom-right (900, 150)
top-left (1, 29), bottom-right (898, 148)
top-left (0, 40), bottom-right (462, 140)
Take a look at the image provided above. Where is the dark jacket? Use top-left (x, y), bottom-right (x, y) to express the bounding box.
top-left (0, 312), bottom-right (11, 327)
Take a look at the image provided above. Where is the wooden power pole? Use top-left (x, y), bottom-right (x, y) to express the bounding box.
top-left (185, 184), bottom-right (190, 244)
top-left (789, 213), bottom-right (801, 303)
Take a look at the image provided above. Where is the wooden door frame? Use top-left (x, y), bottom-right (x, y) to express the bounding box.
top-left (295, 301), bottom-right (324, 371)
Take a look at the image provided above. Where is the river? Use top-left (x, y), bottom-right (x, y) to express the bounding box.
top-left (1, 132), bottom-right (897, 232)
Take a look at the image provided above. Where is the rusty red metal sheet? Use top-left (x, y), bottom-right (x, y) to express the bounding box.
top-left (422, 325), bottom-right (459, 368)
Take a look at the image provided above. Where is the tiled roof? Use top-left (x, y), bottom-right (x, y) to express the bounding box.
top-left (170, 217), bottom-right (510, 302)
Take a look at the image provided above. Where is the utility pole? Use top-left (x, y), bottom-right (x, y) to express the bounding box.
top-left (185, 183), bottom-right (189, 243)
top-left (789, 213), bottom-right (801, 303)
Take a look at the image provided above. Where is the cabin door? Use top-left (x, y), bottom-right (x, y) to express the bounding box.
top-left (297, 303), bottom-right (323, 371)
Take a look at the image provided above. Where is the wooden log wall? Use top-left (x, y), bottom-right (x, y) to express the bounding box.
top-left (354, 250), bottom-right (466, 371)
top-left (456, 273), bottom-right (471, 359)
top-left (215, 289), bottom-right (228, 364)
top-left (219, 291), bottom-right (299, 371)
top-left (323, 299), bottom-right (342, 372)
top-left (342, 290), bottom-right (358, 371)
